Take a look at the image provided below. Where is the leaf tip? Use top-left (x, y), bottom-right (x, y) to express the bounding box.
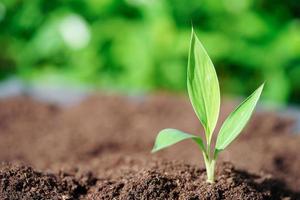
top-left (256, 82), bottom-right (265, 96)
top-left (151, 148), bottom-right (157, 154)
top-left (191, 25), bottom-right (194, 33)
top-left (260, 82), bottom-right (265, 89)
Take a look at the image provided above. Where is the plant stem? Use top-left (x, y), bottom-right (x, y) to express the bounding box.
top-left (203, 141), bottom-right (216, 183)
top-left (206, 159), bottom-right (215, 183)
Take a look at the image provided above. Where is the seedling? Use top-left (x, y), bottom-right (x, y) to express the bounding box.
top-left (152, 29), bottom-right (264, 183)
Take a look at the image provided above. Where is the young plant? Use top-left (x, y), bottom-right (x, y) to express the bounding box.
top-left (151, 29), bottom-right (264, 183)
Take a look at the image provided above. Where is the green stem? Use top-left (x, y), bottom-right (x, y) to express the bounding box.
top-left (206, 159), bottom-right (216, 183)
top-left (203, 141), bottom-right (216, 183)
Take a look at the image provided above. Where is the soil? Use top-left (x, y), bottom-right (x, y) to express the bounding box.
top-left (88, 161), bottom-right (298, 200)
top-left (0, 163), bottom-right (96, 200)
top-left (0, 94), bottom-right (299, 199)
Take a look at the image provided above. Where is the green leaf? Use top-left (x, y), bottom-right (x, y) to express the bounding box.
top-left (215, 83), bottom-right (264, 154)
top-left (187, 29), bottom-right (220, 143)
top-left (151, 128), bottom-right (205, 153)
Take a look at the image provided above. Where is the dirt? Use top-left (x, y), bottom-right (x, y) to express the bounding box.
top-left (0, 94), bottom-right (299, 199)
top-left (88, 161), bottom-right (300, 200)
top-left (0, 163), bottom-right (96, 200)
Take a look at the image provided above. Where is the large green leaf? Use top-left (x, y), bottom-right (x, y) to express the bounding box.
top-left (187, 29), bottom-right (220, 142)
top-left (151, 128), bottom-right (205, 153)
top-left (215, 84), bottom-right (264, 155)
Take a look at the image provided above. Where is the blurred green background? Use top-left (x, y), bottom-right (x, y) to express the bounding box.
top-left (0, 0), bottom-right (300, 104)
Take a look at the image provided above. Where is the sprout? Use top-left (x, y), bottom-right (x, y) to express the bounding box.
top-left (152, 29), bottom-right (264, 183)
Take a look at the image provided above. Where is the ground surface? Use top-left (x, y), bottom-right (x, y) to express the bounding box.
top-left (0, 94), bottom-right (299, 199)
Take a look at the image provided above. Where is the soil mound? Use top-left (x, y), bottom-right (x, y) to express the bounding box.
top-left (88, 161), bottom-right (299, 200)
top-left (0, 163), bottom-right (96, 200)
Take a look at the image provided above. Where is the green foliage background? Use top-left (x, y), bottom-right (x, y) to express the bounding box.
top-left (0, 0), bottom-right (300, 104)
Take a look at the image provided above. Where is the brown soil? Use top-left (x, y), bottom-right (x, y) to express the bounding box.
top-left (88, 161), bottom-right (298, 200)
top-left (0, 94), bottom-right (299, 199)
top-left (0, 163), bottom-right (96, 200)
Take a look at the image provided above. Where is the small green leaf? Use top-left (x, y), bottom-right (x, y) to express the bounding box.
top-left (215, 83), bottom-right (264, 154)
top-left (152, 128), bottom-right (205, 153)
top-left (187, 29), bottom-right (220, 142)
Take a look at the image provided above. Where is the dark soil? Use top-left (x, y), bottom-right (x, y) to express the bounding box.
top-left (0, 94), bottom-right (299, 199)
top-left (0, 163), bottom-right (96, 200)
top-left (88, 161), bottom-right (299, 200)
